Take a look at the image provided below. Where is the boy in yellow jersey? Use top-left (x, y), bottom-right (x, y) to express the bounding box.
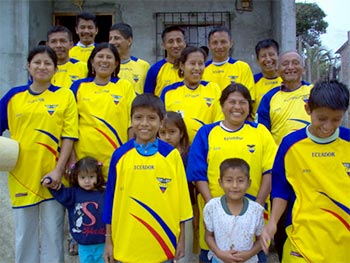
top-left (144, 25), bottom-right (186, 96)
top-left (47, 25), bottom-right (88, 89)
top-left (103, 94), bottom-right (193, 263)
top-left (261, 80), bottom-right (350, 263)
top-left (69, 12), bottom-right (98, 63)
top-left (252, 39), bottom-right (282, 118)
top-left (203, 26), bottom-right (255, 97)
top-left (109, 23), bottom-right (150, 95)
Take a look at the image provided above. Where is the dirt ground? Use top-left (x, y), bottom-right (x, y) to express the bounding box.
top-left (0, 172), bottom-right (278, 263)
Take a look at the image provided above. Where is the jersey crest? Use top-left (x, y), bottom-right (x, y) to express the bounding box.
top-left (342, 162), bottom-right (350, 176)
top-left (45, 104), bottom-right (58, 115)
top-left (247, 144), bottom-right (256, 153)
top-left (111, 94), bottom-right (122, 105)
top-left (204, 97), bottom-right (214, 107)
top-left (157, 177), bottom-right (171, 193)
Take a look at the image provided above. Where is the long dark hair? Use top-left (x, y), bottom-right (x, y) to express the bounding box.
top-left (87, 42), bottom-right (120, 78)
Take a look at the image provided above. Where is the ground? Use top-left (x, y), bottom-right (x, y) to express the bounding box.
top-left (0, 172), bottom-right (278, 263)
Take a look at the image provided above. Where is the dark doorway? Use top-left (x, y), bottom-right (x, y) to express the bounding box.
top-left (54, 13), bottom-right (114, 44)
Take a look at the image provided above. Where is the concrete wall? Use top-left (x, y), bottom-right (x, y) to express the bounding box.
top-left (0, 0), bottom-right (30, 97)
top-left (0, 0), bottom-right (296, 97)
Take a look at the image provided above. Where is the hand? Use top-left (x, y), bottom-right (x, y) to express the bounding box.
top-left (174, 240), bottom-right (185, 261)
top-left (41, 168), bottom-right (63, 190)
top-left (216, 249), bottom-right (242, 263)
top-left (232, 250), bottom-right (252, 262)
top-left (260, 222), bottom-right (277, 254)
top-left (103, 239), bottom-right (114, 263)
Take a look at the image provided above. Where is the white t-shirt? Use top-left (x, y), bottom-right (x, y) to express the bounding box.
top-left (204, 196), bottom-right (264, 263)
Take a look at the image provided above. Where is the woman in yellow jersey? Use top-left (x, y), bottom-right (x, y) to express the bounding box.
top-left (0, 45), bottom-right (78, 263)
top-left (187, 83), bottom-right (276, 263)
top-left (71, 43), bottom-right (135, 178)
top-left (160, 46), bottom-right (223, 142)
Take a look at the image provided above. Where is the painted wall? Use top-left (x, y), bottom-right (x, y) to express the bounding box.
top-left (0, 0), bottom-right (296, 96)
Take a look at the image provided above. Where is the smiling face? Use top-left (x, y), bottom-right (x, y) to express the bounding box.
top-left (180, 51), bottom-right (205, 88)
top-left (257, 46), bottom-right (278, 78)
top-left (278, 52), bottom-right (304, 86)
top-left (219, 167), bottom-right (250, 202)
top-left (208, 31), bottom-right (233, 62)
top-left (91, 48), bottom-right (118, 79)
top-left (76, 19), bottom-right (98, 46)
top-left (47, 31), bottom-right (73, 64)
top-left (77, 170), bottom-right (97, 191)
top-left (162, 30), bottom-right (186, 63)
top-left (305, 105), bottom-right (345, 138)
top-left (27, 52), bottom-right (56, 84)
top-left (109, 30), bottom-right (132, 59)
top-left (132, 107), bottom-right (161, 145)
top-left (221, 91), bottom-right (250, 130)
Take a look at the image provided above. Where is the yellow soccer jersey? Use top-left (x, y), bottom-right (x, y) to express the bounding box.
top-left (103, 139), bottom-right (193, 262)
top-left (119, 56), bottom-right (150, 95)
top-left (144, 59), bottom-right (183, 96)
top-left (272, 127), bottom-right (350, 262)
top-left (69, 44), bottom-right (95, 63)
top-left (252, 73), bottom-right (282, 117)
top-left (0, 85), bottom-right (78, 208)
top-left (71, 78), bottom-right (136, 177)
top-left (257, 82), bottom-right (313, 145)
top-left (203, 58), bottom-right (255, 98)
top-left (51, 58), bottom-right (88, 89)
top-left (160, 81), bottom-right (223, 142)
top-left (187, 121), bottom-right (277, 249)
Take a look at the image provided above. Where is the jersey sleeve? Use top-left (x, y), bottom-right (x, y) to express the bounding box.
top-left (259, 124), bottom-right (277, 175)
top-left (49, 185), bottom-right (76, 208)
top-left (144, 64), bottom-right (158, 94)
top-left (257, 92), bottom-right (272, 131)
top-left (173, 149), bottom-right (193, 222)
top-left (271, 140), bottom-right (293, 200)
top-left (186, 125), bottom-right (211, 182)
top-left (62, 90), bottom-right (78, 140)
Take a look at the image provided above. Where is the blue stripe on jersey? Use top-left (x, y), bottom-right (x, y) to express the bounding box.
top-left (158, 139), bottom-right (175, 158)
top-left (160, 81), bottom-right (183, 101)
top-left (254, 72), bottom-right (263, 83)
top-left (257, 86), bottom-right (280, 131)
top-left (131, 197), bottom-right (177, 249)
top-left (131, 56), bottom-right (138, 62)
top-left (69, 58), bottom-right (80, 64)
top-left (186, 122), bottom-right (219, 182)
top-left (144, 59), bottom-right (167, 94)
top-left (70, 77), bottom-right (94, 97)
top-left (0, 85), bottom-right (28, 133)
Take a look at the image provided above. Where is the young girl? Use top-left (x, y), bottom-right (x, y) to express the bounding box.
top-left (159, 111), bottom-right (190, 163)
top-left (43, 156), bottom-right (106, 263)
top-left (159, 111), bottom-right (198, 262)
top-left (160, 46), bottom-right (223, 143)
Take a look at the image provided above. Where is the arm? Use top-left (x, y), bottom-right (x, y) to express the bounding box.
top-left (195, 181), bottom-right (212, 203)
top-left (103, 224), bottom-right (114, 263)
top-left (260, 198), bottom-right (287, 254)
top-left (255, 172), bottom-right (271, 207)
top-left (233, 236), bottom-right (262, 262)
top-left (42, 138), bottom-right (74, 189)
top-left (174, 221), bottom-right (185, 260)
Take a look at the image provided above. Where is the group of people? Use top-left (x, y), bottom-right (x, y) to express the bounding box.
top-left (0, 10), bottom-right (350, 263)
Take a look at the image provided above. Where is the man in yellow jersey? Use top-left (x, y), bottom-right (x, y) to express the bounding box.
top-left (109, 23), bottom-right (150, 94)
top-left (252, 39), bottom-right (282, 118)
top-left (144, 25), bottom-right (186, 96)
top-left (203, 26), bottom-right (255, 98)
top-left (47, 25), bottom-right (88, 89)
top-left (69, 12), bottom-right (98, 63)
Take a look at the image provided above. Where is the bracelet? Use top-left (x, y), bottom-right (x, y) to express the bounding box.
top-left (105, 234), bottom-right (111, 237)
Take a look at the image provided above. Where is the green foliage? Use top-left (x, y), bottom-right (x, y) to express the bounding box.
top-left (296, 2), bottom-right (328, 47)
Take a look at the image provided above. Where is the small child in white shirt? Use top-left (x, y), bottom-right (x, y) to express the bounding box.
top-left (204, 158), bottom-right (264, 263)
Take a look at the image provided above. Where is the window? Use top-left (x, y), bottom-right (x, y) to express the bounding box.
top-left (155, 12), bottom-right (231, 61)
